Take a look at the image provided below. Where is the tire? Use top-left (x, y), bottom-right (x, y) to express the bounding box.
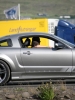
top-left (0, 60), bottom-right (10, 85)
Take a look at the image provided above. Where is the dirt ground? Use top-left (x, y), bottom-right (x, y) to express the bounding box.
top-left (0, 82), bottom-right (75, 100)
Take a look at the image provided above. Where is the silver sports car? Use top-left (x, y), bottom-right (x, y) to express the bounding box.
top-left (0, 32), bottom-right (75, 85)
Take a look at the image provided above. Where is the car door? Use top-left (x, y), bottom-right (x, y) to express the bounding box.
top-left (71, 49), bottom-right (75, 76)
top-left (20, 47), bottom-right (72, 78)
top-left (45, 48), bottom-right (72, 77)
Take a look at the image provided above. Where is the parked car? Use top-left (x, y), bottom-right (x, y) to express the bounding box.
top-left (0, 32), bottom-right (75, 85)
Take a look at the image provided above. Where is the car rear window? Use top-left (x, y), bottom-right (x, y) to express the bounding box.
top-left (0, 39), bottom-right (12, 47)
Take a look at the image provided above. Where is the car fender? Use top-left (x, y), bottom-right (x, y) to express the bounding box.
top-left (0, 54), bottom-right (16, 70)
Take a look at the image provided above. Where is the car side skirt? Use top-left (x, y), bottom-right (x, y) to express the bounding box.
top-left (11, 72), bottom-right (75, 80)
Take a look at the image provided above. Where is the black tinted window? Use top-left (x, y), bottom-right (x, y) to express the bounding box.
top-left (0, 39), bottom-right (12, 47)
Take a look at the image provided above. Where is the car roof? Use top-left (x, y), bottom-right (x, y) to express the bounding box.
top-left (0, 32), bottom-right (53, 40)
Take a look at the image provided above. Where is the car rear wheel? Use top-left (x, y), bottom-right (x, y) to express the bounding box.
top-left (0, 60), bottom-right (10, 85)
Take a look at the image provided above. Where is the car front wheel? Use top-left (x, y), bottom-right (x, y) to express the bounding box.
top-left (0, 60), bottom-right (10, 85)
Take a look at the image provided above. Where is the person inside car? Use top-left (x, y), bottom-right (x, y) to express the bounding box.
top-left (31, 37), bottom-right (47, 47)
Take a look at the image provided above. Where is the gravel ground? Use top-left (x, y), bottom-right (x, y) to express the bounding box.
top-left (0, 85), bottom-right (39, 100)
top-left (0, 82), bottom-right (75, 100)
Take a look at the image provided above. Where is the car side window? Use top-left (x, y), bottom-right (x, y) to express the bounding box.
top-left (20, 37), bottom-right (49, 48)
top-left (0, 39), bottom-right (12, 47)
top-left (19, 36), bottom-right (68, 49)
top-left (49, 38), bottom-right (68, 49)
top-left (20, 37), bottom-right (32, 48)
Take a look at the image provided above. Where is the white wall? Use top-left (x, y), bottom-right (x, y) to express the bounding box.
top-left (48, 19), bottom-right (59, 47)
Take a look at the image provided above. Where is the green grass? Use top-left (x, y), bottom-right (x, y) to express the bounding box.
top-left (0, 0), bottom-right (75, 20)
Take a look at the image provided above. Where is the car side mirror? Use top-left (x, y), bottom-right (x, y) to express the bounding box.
top-left (55, 43), bottom-right (64, 49)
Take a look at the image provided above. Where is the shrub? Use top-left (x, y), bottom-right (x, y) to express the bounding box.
top-left (37, 82), bottom-right (55, 100)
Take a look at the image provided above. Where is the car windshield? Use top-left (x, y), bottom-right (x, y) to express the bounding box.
top-left (52, 34), bottom-right (75, 48)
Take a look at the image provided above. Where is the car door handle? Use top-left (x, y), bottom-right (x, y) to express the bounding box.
top-left (23, 51), bottom-right (32, 55)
